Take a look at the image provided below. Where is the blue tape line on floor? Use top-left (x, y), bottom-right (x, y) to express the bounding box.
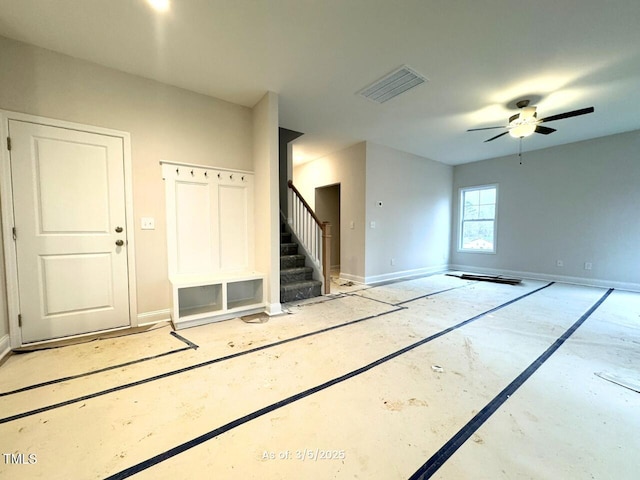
top-left (348, 285), bottom-right (466, 307)
top-left (0, 307), bottom-right (402, 424)
top-left (104, 282), bottom-right (554, 479)
top-left (0, 347), bottom-right (192, 397)
top-left (170, 331), bottom-right (199, 350)
top-left (0, 329), bottom-right (199, 397)
top-left (396, 285), bottom-right (466, 305)
top-left (408, 288), bottom-right (613, 480)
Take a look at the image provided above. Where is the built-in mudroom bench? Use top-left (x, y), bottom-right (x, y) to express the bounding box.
top-left (161, 160), bottom-right (265, 329)
top-left (170, 272), bottom-right (264, 329)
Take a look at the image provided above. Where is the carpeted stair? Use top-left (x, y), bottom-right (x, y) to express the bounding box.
top-left (280, 230), bottom-right (322, 303)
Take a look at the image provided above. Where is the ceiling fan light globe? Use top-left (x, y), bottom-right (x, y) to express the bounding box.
top-left (509, 123), bottom-right (536, 138)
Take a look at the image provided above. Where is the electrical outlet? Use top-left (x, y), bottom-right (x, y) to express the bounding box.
top-left (391, 258), bottom-right (395, 266)
top-left (556, 260), bottom-right (564, 267)
top-left (584, 262), bottom-right (592, 270)
top-left (141, 217), bottom-right (155, 230)
top-left (370, 221), bottom-right (376, 229)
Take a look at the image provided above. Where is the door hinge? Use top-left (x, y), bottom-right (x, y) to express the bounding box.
top-left (12, 227), bottom-right (17, 241)
top-left (6, 137), bottom-right (11, 151)
top-left (18, 314), bottom-right (22, 327)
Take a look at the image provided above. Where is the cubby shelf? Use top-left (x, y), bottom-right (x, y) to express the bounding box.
top-left (170, 272), bottom-right (265, 330)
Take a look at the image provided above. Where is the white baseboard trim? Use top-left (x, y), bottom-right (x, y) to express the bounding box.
top-left (265, 302), bottom-right (282, 316)
top-left (364, 264), bottom-right (449, 285)
top-left (338, 272), bottom-right (365, 284)
top-left (173, 307), bottom-right (265, 330)
top-left (137, 308), bottom-right (172, 327)
top-left (0, 334), bottom-right (11, 362)
top-left (449, 264), bottom-right (640, 292)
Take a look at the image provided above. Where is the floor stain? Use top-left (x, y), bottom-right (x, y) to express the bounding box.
top-left (464, 336), bottom-right (478, 370)
top-left (407, 398), bottom-right (428, 407)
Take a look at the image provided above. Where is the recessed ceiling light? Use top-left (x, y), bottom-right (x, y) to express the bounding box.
top-left (146, 0), bottom-right (170, 12)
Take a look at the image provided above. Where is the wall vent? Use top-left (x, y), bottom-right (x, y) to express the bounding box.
top-left (358, 65), bottom-right (427, 104)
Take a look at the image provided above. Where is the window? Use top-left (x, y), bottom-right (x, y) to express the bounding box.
top-left (459, 185), bottom-right (497, 253)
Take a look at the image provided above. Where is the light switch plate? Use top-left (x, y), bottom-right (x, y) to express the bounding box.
top-left (141, 217), bottom-right (155, 230)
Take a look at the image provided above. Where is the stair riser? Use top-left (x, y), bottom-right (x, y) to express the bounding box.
top-left (280, 243), bottom-right (298, 255)
top-left (280, 256), bottom-right (305, 269)
top-left (281, 270), bottom-right (313, 283)
top-left (280, 233), bottom-right (292, 243)
top-left (280, 283), bottom-right (322, 303)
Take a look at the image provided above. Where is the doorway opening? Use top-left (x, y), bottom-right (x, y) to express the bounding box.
top-left (314, 184), bottom-right (341, 275)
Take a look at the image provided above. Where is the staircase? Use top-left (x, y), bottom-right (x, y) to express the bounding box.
top-left (280, 228), bottom-right (323, 303)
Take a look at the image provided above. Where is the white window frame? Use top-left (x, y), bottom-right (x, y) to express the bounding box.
top-left (458, 184), bottom-right (498, 254)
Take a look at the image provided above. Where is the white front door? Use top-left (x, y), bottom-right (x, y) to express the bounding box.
top-left (10, 119), bottom-right (131, 343)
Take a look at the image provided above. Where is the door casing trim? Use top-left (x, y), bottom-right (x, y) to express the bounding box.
top-left (0, 110), bottom-right (138, 348)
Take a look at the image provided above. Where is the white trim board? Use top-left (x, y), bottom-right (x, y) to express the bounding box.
top-left (449, 264), bottom-right (640, 292)
top-left (173, 307), bottom-right (265, 330)
top-left (137, 309), bottom-right (172, 326)
top-left (338, 272), bottom-right (366, 285)
top-left (0, 334), bottom-right (10, 363)
top-left (0, 110), bottom-right (138, 348)
top-left (265, 302), bottom-right (283, 316)
top-left (160, 159), bottom-right (253, 175)
top-left (363, 265), bottom-right (449, 286)
top-left (337, 265), bottom-right (449, 287)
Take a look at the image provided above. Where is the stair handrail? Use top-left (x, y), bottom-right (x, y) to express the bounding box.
top-left (287, 180), bottom-right (331, 294)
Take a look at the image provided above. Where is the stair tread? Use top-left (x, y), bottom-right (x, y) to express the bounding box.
top-left (279, 226), bottom-right (321, 302)
top-left (280, 279), bottom-right (322, 290)
top-left (280, 266), bottom-right (313, 273)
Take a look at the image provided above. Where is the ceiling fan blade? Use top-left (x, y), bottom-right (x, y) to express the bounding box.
top-left (539, 107), bottom-right (594, 123)
top-left (484, 131), bottom-right (509, 142)
top-left (467, 126), bottom-right (507, 132)
top-left (534, 125), bottom-right (556, 135)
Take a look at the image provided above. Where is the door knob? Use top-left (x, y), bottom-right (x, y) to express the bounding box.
top-left (115, 226), bottom-right (123, 233)
top-left (115, 240), bottom-right (124, 247)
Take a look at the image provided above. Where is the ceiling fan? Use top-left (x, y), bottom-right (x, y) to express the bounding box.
top-left (468, 100), bottom-right (595, 142)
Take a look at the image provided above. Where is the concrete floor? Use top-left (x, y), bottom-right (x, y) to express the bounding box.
top-left (0, 273), bottom-right (638, 479)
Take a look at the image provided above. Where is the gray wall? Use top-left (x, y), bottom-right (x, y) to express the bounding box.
top-left (294, 141), bottom-right (452, 284)
top-left (0, 35), bottom-right (253, 318)
top-left (252, 92), bottom-right (281, 313)
top-left (365, 143), bottom-right (452, 282)
top-left (451, 130), bottom-right (640, 289)
top-left (293, 142), bottom-right (367, 282)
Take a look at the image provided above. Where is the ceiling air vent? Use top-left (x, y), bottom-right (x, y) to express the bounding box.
top-left (358, 65), bottom-right (427, 104)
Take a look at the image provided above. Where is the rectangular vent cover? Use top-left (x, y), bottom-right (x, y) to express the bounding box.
top-left (358, 65), bottom-right (427, 104)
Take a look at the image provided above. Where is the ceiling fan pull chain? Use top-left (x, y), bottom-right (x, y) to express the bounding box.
top-left (519, 137), bottom-right (523, 165)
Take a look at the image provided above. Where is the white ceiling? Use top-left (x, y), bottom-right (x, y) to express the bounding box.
top-left (1, 0), bottom-right (640, 165)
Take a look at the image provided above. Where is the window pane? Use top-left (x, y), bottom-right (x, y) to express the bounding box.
top-left (463, 202), bottom-right (478, 220)
top-left (479, 188), bottom-right (496, 205)
top-left (463, 190), bottom-right (480, 208)
top-left (462, 220), bottom-right (494, 250)
top-left (477, 204), bottom-right (495, 220)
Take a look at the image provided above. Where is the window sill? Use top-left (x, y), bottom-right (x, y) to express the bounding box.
top-left (457, 249), bottom-right (497, 255)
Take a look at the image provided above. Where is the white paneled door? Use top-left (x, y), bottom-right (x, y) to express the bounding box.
top-left (10, 120), bottom-right (131, 343)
